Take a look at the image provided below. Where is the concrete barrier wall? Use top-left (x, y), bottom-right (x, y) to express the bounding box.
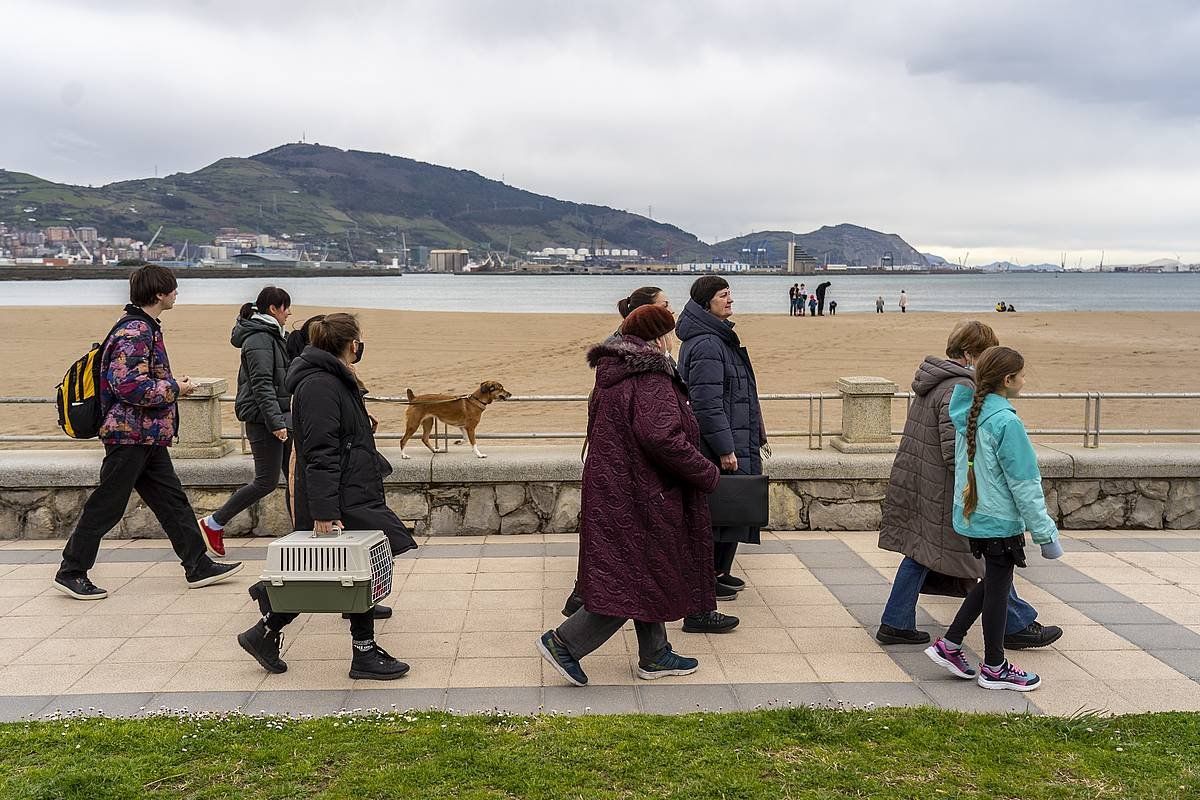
top-left (1, 444), bottom-right (1197, 540)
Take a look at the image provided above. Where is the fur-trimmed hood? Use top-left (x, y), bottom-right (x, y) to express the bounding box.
top-left (587, 335), bottom-right (676, 389)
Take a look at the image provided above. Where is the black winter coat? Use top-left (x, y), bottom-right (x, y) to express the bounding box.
top-left (676, 299), bottom-right (765, 544)
top-left (232, 316), bottom-right (290, 431)
top-left (284, 346), bottom-right (416, 556)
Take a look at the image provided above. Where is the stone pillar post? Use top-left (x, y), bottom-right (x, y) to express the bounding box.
top-left (173, 378), bottom-right (233, 458)
top-left (830, 376), bottom-right (898, 454)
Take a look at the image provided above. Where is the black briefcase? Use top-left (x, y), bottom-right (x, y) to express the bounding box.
top-left (707, 474), bottom-right (769, 528)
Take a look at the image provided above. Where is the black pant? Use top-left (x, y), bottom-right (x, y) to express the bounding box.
top-left (945, 552), bottom-right (1015, 667)
top-left (251, 581), bottom-right (374, 640)
top-left (714, 540), bottom-right (738, 576)
top-left (61, 444), bottom-right (209, 578)
top-left (213, 422), bottom-right (288, 527)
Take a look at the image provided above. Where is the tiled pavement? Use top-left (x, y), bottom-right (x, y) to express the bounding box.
top-left (4, 530), bottom-right (1200, 720)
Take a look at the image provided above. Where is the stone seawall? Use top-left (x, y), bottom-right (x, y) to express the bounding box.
top-left (0, 445), bottom-right (1197, 540)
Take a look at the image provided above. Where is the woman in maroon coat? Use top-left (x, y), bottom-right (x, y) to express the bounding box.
top-left (538, 305), bottom-right (720, 686)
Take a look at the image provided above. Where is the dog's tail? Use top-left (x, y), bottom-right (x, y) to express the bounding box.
top-left (406, 388), bottom-right (415, 402)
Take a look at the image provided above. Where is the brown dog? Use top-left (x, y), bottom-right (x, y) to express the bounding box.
top-left (400, 381), bottom-right (512, 459)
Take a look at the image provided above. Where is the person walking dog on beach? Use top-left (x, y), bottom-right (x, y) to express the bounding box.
top-left (54, 263), bottom-right (242, 600)
top-left (236, 313), bottom-right (416, 680)
top-left (676, 276), bottom-right (767, 625)
top-left (924, 346), bottom-right (1063, 692)
top-left (538, 305), bottom-right (719, 686)
top-left (199, 287), bottom-right (293, 556)
top-left (877, 322), bottom-right (1060, 649)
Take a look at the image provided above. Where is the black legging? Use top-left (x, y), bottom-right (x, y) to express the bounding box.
top-left (213, 422), bottom-right (288, 527)
top-left (944, 552), bottom-right (1014, 667)
top-left (714, 541), bottom-right (738, 576)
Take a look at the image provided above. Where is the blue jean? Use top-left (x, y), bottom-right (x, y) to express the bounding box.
top-left (880, 556), bottom-right (1037, 634)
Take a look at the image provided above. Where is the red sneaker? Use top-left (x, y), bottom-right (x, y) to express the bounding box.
top-left (197, 517), bottom-right (226, 558)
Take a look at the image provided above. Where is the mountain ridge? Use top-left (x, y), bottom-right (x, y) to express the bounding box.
top-left (1, 142), bottom-right (924, 265)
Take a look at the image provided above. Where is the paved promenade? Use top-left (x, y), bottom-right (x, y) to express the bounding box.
top-left (3, 530), bottom-right (1200, 720)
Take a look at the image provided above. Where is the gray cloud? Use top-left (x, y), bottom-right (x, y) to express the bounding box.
top-left (2, 0), bottom-right (1198, 263)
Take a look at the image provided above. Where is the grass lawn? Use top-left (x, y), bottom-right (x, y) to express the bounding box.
top-left (1, 706), bottom-right (1197, 799)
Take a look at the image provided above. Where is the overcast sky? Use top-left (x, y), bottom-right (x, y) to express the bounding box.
top-left (4, 0), bottom-right (1199, 265)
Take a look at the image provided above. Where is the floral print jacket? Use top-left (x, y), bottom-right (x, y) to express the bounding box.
top-left (98, 306), bottom-right (180, 446)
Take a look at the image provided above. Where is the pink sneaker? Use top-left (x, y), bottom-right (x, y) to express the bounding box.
top-left (924, 638), bottom-right (976, 679)
top-left (978, 660), bottom-right (1041, 692)
top-left (198, 517), bottom-right (226, 558)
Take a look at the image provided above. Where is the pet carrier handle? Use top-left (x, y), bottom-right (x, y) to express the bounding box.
top-left (313, 523), bottom-right (344, 539)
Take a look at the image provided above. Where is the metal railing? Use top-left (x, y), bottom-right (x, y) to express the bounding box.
top-left (4, 391), bottom-right (1196, 450)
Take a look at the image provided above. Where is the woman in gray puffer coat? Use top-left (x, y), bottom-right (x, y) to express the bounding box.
top-left (676, 276), bottom-right (766, 612)
top-left (198, 286), bottom-right (292, 557)
top-left (877, 320), bottom-right (1058, 650)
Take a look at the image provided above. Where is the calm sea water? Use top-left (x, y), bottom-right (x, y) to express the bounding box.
top-left (6, 272), bottom-right (1199, 313)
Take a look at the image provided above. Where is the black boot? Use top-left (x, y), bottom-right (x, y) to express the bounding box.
top-left (349, 642), bottom-right (410, 681)
top-left (875, 624), bottom-right (930, 645)
top-left (237, 621), bottom-right (287, 674)
top-left (1004, 621), bottom-right (1063, 650)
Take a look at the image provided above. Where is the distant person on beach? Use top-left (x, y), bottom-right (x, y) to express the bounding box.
top-left (677, 276), bottom-right (768, 625)
top-left (829, 299), bottom-right (838, 315)
top-left (199, 286), bottom-right (293, 558)
top-left (798, 284), bottom-right (808, 316)
top-left (877, 321), bottom-right (1060, 652)
top-left (54, 263), bottom-right (242, 600)
top-left (995, 300), bottom-right (1006, 313)
top-left (789, 284), bottom-right (799, 316)
top-left (808, 295), bottom-right (817, 316)
top-left (538, 305), bottom-right (718, 687)
top-left (924, 345), bottom-right (1063, 692)
top-left (899, 290), bottom-right (909, 313)
top-left (1006, 304), bottom-right (1017, 312)
top-left (816, 281), bottom-right (831, 316)
top-left (876, 296), bottom-right (885, 314)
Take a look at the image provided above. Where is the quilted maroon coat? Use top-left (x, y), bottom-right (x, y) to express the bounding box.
top-left (578, 337), bottom-right (721, 621)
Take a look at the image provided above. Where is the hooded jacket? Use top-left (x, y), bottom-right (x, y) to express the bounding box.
top-left (578, 336), bottom-right (719, 620)
top-left (675, 299), bottom-right (764, 544)
top-left (949, 384), bottom-right (1058, 545)
top-left (879, 358), bottom-right (981, 580)
top-left (98, 305), bottom-right (180, 446)
top-left (285, 347), bottom-right (392, 525)
top-left (232, 315), bottom-right (290, 431)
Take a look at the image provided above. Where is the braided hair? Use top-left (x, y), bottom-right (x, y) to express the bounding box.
top-left (962, 345), bottom-right (1025, 520)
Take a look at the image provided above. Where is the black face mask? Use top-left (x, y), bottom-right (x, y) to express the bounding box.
top-left (353, 340), bottom-right (365, 364)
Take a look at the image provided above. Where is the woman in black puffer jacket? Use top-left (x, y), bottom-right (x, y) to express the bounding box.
top-left (199, 287), bottom-right (293, 558)
top-left (236, 313), bottom-right (416, 682)
top-left (676, 276), bottom-right (767, 617)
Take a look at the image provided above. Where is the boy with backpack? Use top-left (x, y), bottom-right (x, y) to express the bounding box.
top-left (54, 263), bottom-right (242, 600)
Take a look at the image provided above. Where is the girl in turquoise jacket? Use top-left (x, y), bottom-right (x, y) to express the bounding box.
top-left (925, 346), bottom-right (1062, 692)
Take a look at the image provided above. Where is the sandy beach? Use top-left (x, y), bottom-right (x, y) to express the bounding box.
top-left (3, 307), bottom-right (1197, 446)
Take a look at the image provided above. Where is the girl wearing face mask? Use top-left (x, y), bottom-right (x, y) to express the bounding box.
top-left (199, 287), bottom-right (293, 558)
top-left (236, 312), bottom-right (417, 682)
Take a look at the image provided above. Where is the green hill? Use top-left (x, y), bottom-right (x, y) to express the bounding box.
top-left (0, 143), bottom-right (924, 265)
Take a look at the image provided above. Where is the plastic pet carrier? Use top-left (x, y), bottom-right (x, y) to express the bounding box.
top-left (262, 529), bottom-right (393, 614)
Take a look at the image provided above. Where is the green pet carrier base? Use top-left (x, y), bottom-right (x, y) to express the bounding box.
top-left (261, 529), bottom-right (393, 614)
